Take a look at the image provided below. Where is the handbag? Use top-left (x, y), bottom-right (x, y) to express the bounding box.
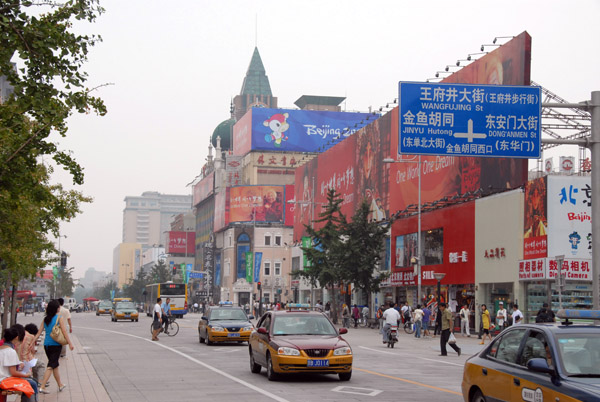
top-left (448, 332), bottom-right (457, 344)
top-left (0, 377), bottom-right (35, 397)
top-left (50, 318), bottom-right (68, 345)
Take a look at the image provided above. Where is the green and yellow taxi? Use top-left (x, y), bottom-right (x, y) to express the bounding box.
top-left (96, 300), bottom-right (113, 316)
top-left (198, 302), bottom-right (254, 345)
top-left (111, 301), bottom-right (139, 322)
top-left (462, 309), bottom-right (600, 402)
top-left (249, 304), bottom-right (353, 381)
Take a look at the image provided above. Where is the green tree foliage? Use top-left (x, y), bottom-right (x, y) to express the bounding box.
top-left (125, 269), bottom-right (149, 303)
top-left (92, 280), bottom-right (118, 301)
top-left (342, 200), bottom-right (392, 295)
top-left (0, 1), bottom-right (105, 330)
top-left (150, 260), bottom-right (171, 284)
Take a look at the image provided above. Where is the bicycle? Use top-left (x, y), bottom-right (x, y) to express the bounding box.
top-left (150, 315), bottom-right (179, 337)
top-left (403, 318), bottom-right (415, 334)
top-left (358, 313), bottom-right (369, 328)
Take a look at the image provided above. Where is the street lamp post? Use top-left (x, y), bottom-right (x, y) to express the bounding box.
top-left (384, 156), bottom-right (422, 304)
top-left (433, 272), bottom-right (446, 307)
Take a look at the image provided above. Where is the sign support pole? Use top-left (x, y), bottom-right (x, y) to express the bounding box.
top-left (591, 91), bottom-right (600, 312)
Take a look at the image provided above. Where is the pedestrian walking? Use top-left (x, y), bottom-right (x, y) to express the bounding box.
top-left (496, 301), bottom-right (508, 330)
top-left (459, 304), bottom-right (470, 337)
top-left (480, 304), bottom-right (492, 345)
top-left (433, 306), bottom-right (442, 337)
top-left (376, 305), bottom-right (384, 330)
top-left (57, 298), bottom-right (72, 358)
top-left (535, 302), bottom-right (555, 323)
top-left (413, 304), bottom-right (424, 338)
top-left (161, 297), bottom-right (171, 334)
top-left (422, 305), bottom-right (431, 337)
top-left (352, 304), bottom-right (360, 328)
top-left (34, 299), bottom-right (74, 394)
top-left (324, 301), bottom-right (331, 318)
top-left (438, 302), bottom-right (461, 357)
top-left (342, 304), bottom-right (350, 328)
top-left (511, 304), bottom-right (524, 325)
top-left (151, 297), bottom-right (162, 341)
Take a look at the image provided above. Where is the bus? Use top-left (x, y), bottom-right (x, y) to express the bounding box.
top-left (144, 282), bottom-right (188, 318)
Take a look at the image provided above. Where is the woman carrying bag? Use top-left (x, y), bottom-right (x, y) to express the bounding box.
top-left (33, 300), bottom-right (74, 394)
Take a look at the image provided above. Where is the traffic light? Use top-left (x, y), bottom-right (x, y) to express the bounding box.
top-left (60, 251), bottom-right (67, 267)
top-left (257, 282), bottom-right (261, 291)
top-left (172, 264), bottom-right (177, 275)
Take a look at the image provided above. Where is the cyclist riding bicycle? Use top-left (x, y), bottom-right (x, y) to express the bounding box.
top-left (382, 302), bottom-right (401, 343)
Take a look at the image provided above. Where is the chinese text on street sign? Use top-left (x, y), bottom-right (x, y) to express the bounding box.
top-left (399, 82), bottom-right (541, 158)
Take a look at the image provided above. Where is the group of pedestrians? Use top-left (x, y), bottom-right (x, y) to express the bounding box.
top-left (151, 297), bottom-right (172, 341)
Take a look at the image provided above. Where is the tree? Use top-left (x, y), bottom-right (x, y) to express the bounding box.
top-left (92, 280), bottom-right (118, 301)
top-left (296, 188), bottom-right (347, 324)
top-left (125, 269), bottom-right (148, 303)
top-left (150, 260), bottom-right (171, 284)
top-left (47, 266), bottom-right (76, 299)
top-left (342, 200), bottom-right (393, 297)
top-left (0, 1), bottom-right (104, 331)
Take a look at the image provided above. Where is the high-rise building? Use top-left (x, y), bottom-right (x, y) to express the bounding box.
top-left (122, 191), bottom-right (192, 247)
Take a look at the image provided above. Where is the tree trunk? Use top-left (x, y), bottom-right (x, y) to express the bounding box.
top-left (1, 277), bottom-right (10, 333)
top-left (330, 286), bottom-right (339, 325)
top-left (10, 282), bottom-right (17, 326)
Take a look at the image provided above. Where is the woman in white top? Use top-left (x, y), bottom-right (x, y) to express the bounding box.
top-left (0, 327), bottom-right (38, 401)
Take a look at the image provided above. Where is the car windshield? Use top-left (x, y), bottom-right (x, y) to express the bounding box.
top-left (272, 315), bottom-right (337, 336)
top-left (99, 302), bottom-right (112, 308)
top-left (116, 302), bottom-right (135, 310)
top-left (556, 334), bottom-right (600, 376)
top-left (209, 309), bottom-right (247, 321)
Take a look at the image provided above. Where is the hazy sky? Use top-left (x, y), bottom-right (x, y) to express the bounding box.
top-left (49, 0), bottom-right (600, 278)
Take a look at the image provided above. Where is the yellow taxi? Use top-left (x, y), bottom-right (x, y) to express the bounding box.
top-left (198, 302), bottom-right (254, 345)
top-left (96, 300), bottom-right (113, 316)
top-left (462, 309), bottom-right (600, 402)
top-left (248, 304), bottom-right (352, 381)
top-left (111, 301), bottom-right (139, 322)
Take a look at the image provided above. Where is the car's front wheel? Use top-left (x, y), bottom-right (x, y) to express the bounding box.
top-left (249, 349), bottom-right (261, 374)
top-left (266, 353), bottom-right (278, 381)
top-left (470, 389), bottom-right (486, 402)
top-left (339, 371), bottom-right (352, 381)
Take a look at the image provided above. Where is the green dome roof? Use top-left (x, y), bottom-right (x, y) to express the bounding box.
top-left (211, 118), bottom-right (235, 150)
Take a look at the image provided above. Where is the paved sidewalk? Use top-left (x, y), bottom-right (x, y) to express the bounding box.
top-left (8, 334), bottom-right (110, 402)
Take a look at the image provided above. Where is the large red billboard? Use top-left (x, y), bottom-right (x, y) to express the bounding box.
top-left (233, 110), bottom-right (253, 156)
top-left (523, 176), bottom-right (548, 259)
top-left (193, 172), bottom-right (214, 206)
top-left (293, 157), bottom-right (318, 240)
top-left (229, 185), bottom-right (285, 223)
top-left (167, 231), bottom-right (195, 255)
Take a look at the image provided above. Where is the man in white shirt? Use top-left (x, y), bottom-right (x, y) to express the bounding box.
top-left (382, 302), bottom-right (401, 343)
top-left (459, 304), bottom-right (470, 337)
top-left (412, 305), bottom-right (424, 338)
top-left (151, 298), bottom-right (162, 341)
top-left (58, 298), bottom-right (72, 357)
top-left (511, 303), bottom-right (523, 325)
top-left (496, 301), bottom-right (507, 329)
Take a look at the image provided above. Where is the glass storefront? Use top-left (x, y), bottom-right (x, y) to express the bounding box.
top-left (525, 281), bottom-right (593, 323)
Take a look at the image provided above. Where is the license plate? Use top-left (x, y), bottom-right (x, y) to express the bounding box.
top-left (227, 333), bottom-right (240, 337)
top-left (307, 359), bottom-right (329, 367)
top-left (125, 315), bottom-right (130, 318)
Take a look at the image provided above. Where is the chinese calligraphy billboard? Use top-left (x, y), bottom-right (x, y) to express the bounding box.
top-left (523, 176), bottom-right (547, 259)
top-left (518, 258), bottom-right (592, 281)
top-left (167, 231), bottom-right (195, 255)
top-left (547, 176), bottom-right (592, 259)
top-left (233, 107), bottom-right (377, 156)
top-left (229, 185), bottom-right (285, 223)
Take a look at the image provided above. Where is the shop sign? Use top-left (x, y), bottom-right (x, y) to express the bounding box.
top-left (484, 247), bottom-right (505, 259)
top-left (518, 258), bottom-right (592, 281)
top-left (449, 251), bottom-right (468, 263)
top-left (382, 269), bottom-right (437, 286)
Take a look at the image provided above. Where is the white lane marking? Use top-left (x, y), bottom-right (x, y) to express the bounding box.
top-left (331, 386), bottom-right (382, 396)
top-left (78, 326), bottom-right (290, 402)
top-left (358, 346), bottom-right (463, 367)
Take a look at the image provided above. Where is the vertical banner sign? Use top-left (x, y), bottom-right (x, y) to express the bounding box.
top-left (254, 252), bottom-right (263, 283)
top-left (215, 253), bottom-right (221, 287)
top-left (245, 252), bottom-right (253, 283)
top-left (180, 264), bottom-right (186, 283)
top-left (302, 236), bottom-right (312, 267)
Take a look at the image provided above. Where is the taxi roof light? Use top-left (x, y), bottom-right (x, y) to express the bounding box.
top-left (286, 303), bottom-right (312, 311)
top-left (218, 301), bottom-right (233, 307)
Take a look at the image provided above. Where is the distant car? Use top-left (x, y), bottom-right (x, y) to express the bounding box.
top-left (111, 301), bottom-right (139, 322)
top-left (198, 302), bottom-right (254, 345)
top-left (248, 304), bottom-right (353, 381)
top-left (462, 309), bottom-right (600, 402)
top-left (96, 300), bottom-right (113, 316)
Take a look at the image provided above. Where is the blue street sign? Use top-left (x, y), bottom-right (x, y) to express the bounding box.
top-left (188, 272), bottom-right (204, 279)
top-left (398, 82), bottom-right (541, 158)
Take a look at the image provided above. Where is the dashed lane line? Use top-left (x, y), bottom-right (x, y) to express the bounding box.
top-left (78, 326), bottom-right (290, 402)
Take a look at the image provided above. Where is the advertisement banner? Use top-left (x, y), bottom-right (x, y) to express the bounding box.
top-left (253, 252), bottom-right (262, 282)
top-left (302, 236), bottom-right (312, 268)
top-left (167, 231), bottom-right (195, 255)
top-left (229, 185), bottom-right (284, 223)
top-left (215, 253), bottom-right (221, 286)
top-left (284, 185), bottom-right (295, 227)
top-left (223, 155), bottom-right (243, 187)
top-left (232, 109), bottom-right (253, 156)
top-left (518, 258), bottom-right (592, 281)
top-left (547, 176), bottom-right (592, 259)
top-left (523, 176), bottom-right (548, 259)
top-left (245, 252), bottom-right (253, 283)
top-left (213, 189), bottom-right (228, 232)
top-left (250, 108), bottom-right (376, 153)
top-left (293, 158), bottom-right (318, 240)
top-left (193, 172), bottom-right (214, 206)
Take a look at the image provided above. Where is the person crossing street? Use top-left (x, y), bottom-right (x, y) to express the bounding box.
top-left (439, 302), bottom-right (461, 356)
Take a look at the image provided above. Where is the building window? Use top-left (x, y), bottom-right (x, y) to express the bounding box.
top-left (292, 257), bottom-right (300, 273)
top-left (274, 261), bottom-right (281, 276)
top-left (274, 235), bottom-right (282, 246)
top-left (228, 235), bottom-right (232, 247)
top-left (225, 261), bottom-right (230, 277)
top-left (264, 235), bottom-right (271, 246)
top-left (264, 261), bottom-right (271, 276)
top-left (264, 293), bottom-right (270, 303)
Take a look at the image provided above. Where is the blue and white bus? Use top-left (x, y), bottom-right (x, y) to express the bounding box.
top-left (144, 282), bottom-right (188, 318)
